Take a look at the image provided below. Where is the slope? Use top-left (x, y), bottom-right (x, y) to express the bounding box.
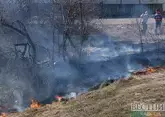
top-left (8, 68), bottom-right (165, 117)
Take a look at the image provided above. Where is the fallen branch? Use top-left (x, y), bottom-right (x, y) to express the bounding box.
top-left (0, 18), bottom-right (36, 63)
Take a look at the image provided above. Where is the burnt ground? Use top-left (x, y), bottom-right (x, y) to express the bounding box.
top-left (6, 18), bottom-right (165, 117)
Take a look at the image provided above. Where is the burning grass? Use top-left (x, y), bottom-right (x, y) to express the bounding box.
top-left (0, 113), bottom-right (7, 117)
top-left (132, 66), bottom-right (165, 75)
top-left (7, 67), bottom-right (165, 117)
top-left (30, 99), bottom-right (41, 109)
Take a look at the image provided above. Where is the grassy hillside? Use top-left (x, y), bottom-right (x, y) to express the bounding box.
top-left (8, 68), bottom-right (165, 117)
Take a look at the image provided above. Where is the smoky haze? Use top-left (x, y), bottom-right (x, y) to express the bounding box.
top-left (0, 0), bottom-right (164, 112)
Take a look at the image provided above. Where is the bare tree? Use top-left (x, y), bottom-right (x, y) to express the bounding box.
top-left (50, 0), bottom-right (102, 60)
top-left (1, 19), bottom-right (36, 63)
top-left (16, 0), bottom-right (33, 21)
top-left (0, 0), bottom-right (36, 64)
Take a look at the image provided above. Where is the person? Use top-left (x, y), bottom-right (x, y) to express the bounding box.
top-left (154, 9), bottom-right (163, 35)
top-left (140, 11), bottom-right (149, 35)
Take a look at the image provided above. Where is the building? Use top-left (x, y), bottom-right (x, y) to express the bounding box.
top-left (28, 0), bottom-right (165, 19)
top-left (100, 0), bottom-right (165, 18)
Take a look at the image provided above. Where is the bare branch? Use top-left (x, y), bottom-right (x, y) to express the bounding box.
top-left (1, 18), bottom-right (36, 63)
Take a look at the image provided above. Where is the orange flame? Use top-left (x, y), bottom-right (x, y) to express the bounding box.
top-left (30, 99), bottom-right (41, 109)
top-left (133, 67), bottom-right (157, 75)
top-left (0, 113), bottom-right (7, 117)
top-left (146, 67), bottom-right (156, 73)
top-left (55, 96), bottom-right (62, 102)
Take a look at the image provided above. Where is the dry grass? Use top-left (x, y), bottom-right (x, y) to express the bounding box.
top-left (8, 69), bottom-right (165, 117)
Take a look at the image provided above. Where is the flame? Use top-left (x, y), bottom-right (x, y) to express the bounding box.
top-left (55, 96), bottom-right (62, 102)
top-left (146, 67), bottom-right (156, 73)
top-left (30, 99), bottom-right (41, 109)
top-left (0, 113), bottom-right (7, 117)
top-left (133, 67), bottom-right (157, 75)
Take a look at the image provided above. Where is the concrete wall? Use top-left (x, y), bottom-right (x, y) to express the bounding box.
top-left (34, 0), bottom-right (165, 4)
top-left (102, 0), bottom-right (165, 12)
top-left (103, 0), bottom-right (165, 4)
top-left (141, 0), bottom-right (165, 4)
top-left (163, 3), bottom-right (165, 11)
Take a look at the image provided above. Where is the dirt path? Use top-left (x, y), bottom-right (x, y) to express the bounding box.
top-left (96, 18), bottom-right (165, 43)
top-left (100, 18), bottom-right (165, 25)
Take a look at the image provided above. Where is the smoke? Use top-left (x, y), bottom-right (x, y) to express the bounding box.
top-left (0, 69), bottom-right (35, 111)
top-left (0, 1), bottom-right (164, 112)
top-left (0, 24), bottom-right (165, 112)
top-left (34, 32), bottom-right (162, 96)
top-left (13, 90), bottom-right (25, 112)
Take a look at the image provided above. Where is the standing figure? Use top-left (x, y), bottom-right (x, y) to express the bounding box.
top-left (154, 9), bottom-right (163, 35)
top-left (140, 11), bottom-right (149, 35)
